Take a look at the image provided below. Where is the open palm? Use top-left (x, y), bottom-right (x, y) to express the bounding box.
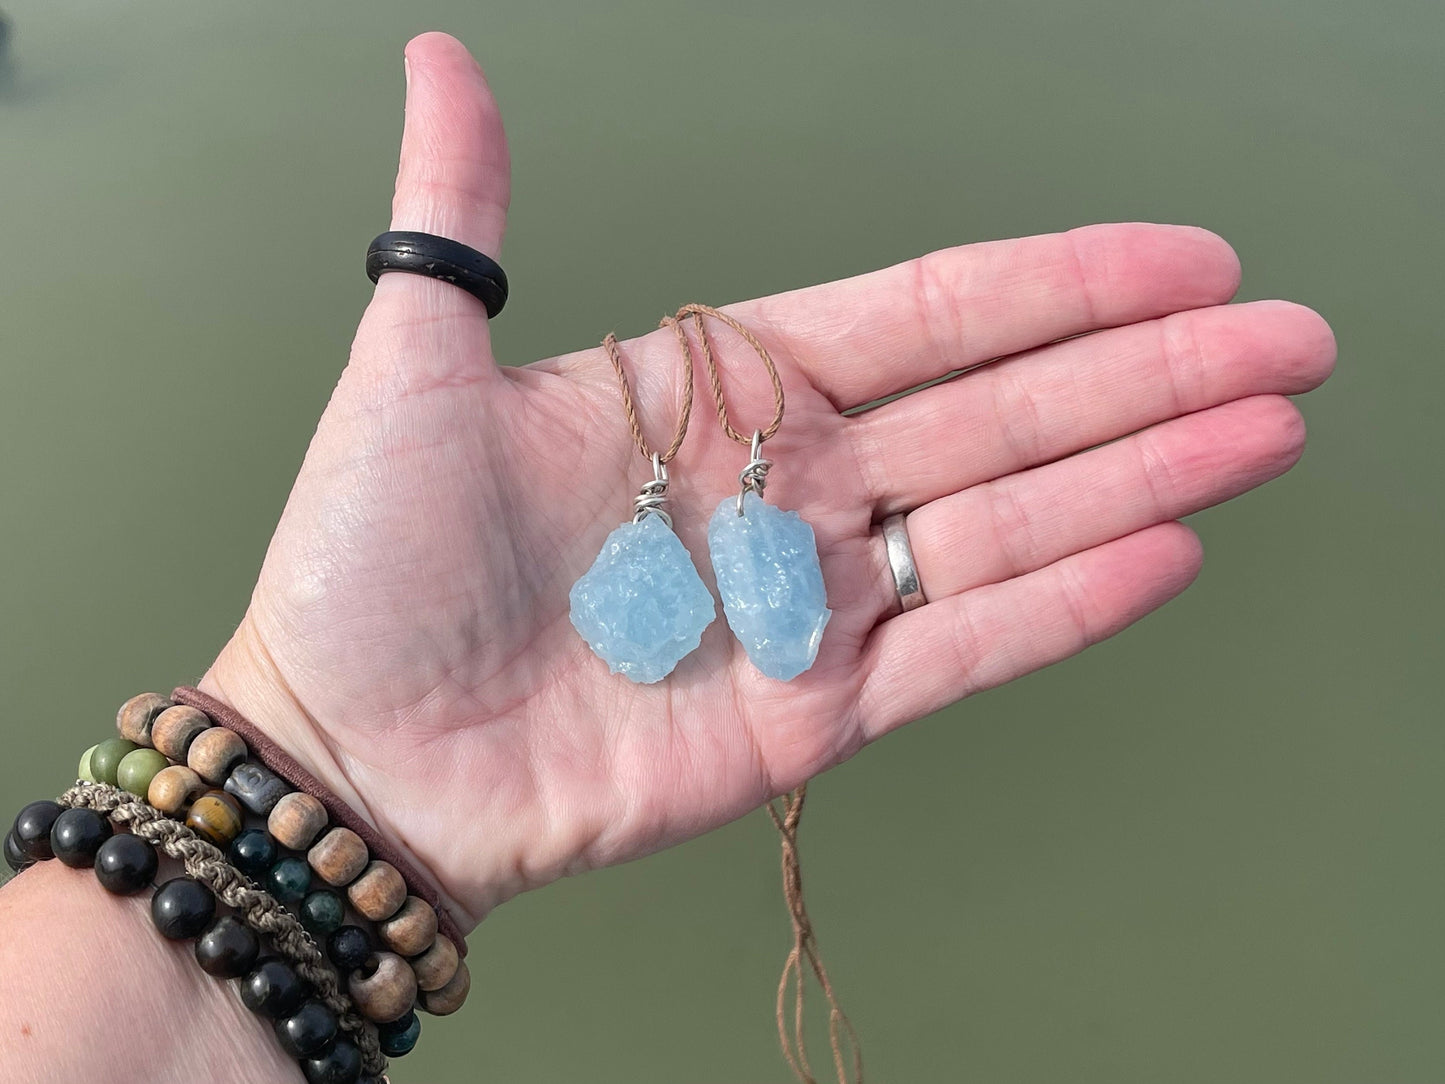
top-left (200, 33), bottom-right (1334, 929)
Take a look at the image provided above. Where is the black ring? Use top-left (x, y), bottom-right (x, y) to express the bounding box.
top-left (365, 231), bottom-right (508, 318)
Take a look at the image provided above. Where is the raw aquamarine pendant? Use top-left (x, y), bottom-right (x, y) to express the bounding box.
top-left (707, 433), bottom-right (831, 681)
top-left (569, 456), bottom-right (716, 683)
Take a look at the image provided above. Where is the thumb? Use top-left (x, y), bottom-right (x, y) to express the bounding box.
top-left (363, 32), bottom-right (512, 359)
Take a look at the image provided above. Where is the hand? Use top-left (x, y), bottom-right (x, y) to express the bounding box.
top-left (200, 32), bottom-right (1335, 929)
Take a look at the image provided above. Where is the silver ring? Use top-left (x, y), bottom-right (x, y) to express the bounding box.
top-left (881, 513), bottom-right (927, 612)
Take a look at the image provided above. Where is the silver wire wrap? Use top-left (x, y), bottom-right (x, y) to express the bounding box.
top-left (633, 452), bottom-right (673, 527)
top-left (737, 429), bottom-right (773, 516)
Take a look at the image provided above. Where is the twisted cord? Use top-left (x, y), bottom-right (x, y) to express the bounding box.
top-left (603, 328), bottom-right (695, 464)
top-left (58, 782), bottom-right (387, 1078)
top-left (662, 302), bottom-right (785, 446)
top-left (766, 784), bottom-right (862, 1084)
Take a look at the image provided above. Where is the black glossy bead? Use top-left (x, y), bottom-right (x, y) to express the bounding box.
top-left (4, 831), bottom-right (33, 873)
top-left (194, 914), bottom-right (261, 977)
top-left (49, 807), bottom-right (112, 868)
top-left (150, 876), bottom-right (216, 939)
top-left (228, 827), bottom-right (278, 879)
top-left (274, 999), bottom-right (338, 1058)
top-left (376, 1008), bottom-right (420, 1057)
top-left (12, 800), bottom-right (63, 861)
top-left (94, 833), bottom-right (158, 894)
top-left (326, 925), bottom-right (372, 973)
top-left (301, 1037), bottom-right (363, 1084)
top-left (240, 957), bottom-right (308, 1019)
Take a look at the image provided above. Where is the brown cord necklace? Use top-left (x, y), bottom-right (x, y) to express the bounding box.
top-left (573, 307), bottom-right (858, 1082)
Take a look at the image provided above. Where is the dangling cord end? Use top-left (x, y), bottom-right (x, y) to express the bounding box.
top-left (768, 783), bottom-right (864, 1084)
top-left (737, 429), bottom-right (773, 516)
top-left (633, 452), bottom-right (673, 528)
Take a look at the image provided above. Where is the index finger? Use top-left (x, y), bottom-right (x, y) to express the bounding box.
top-left (735, 222), bottom-right (1241, 411)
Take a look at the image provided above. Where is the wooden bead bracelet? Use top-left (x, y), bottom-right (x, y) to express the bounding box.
top-left (94, 689), bottom-right (471, 1019)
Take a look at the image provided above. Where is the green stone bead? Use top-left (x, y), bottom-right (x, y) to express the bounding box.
top-left (78, 744), bottom-right (99, 782)
top-left (268, 857), bottom-right (312, 903)
top-left (300, 889), bottom-right (345, 936)
top-left (90, 738), bottom-right (139, 786)
top-left (116, 748), bottom-right (170, 797)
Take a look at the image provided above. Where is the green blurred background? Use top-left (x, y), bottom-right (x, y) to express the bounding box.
top-left (1, 1), bottom-right (1439, 1080)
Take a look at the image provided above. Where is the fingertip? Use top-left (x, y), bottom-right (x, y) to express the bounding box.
top-left (1103, 520), bottom-right (1205, 611)
top-left (1174, 225), bottom-right (1242, 302)
top-left (1205, 299), bottom-right (1337, 393)
top-left (1066, 222), bottom-right (1244, 324)
top-left (1248, 393), bottom-right (1309, 467)
top-left (404, 31), bottom-right (478, 71)
top-left (1257, 300), bottom-right (1338, 386)
top-left (1156, 519), bottom-right (1205, 587)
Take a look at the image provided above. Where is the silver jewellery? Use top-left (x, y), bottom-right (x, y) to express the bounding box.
top-left (881, 513), bottom-right (928, 612)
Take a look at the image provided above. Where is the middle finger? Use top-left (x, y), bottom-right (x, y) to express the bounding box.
top-left (849, 299), bottom-right (1335, 513)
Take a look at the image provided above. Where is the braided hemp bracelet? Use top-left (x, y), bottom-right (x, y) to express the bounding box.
top-left (57, 783), bottom-right (389, 1078)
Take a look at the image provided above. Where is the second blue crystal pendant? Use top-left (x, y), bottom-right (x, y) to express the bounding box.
top-left (708, 431), bottom-right (831, 682)
top-left (569, 455), bottom-right (716, 683)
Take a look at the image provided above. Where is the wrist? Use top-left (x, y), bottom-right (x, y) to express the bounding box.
top-left (198, 616), bottom-right (476, 934)
top-left (0, 859), bottom-right (302, 1084)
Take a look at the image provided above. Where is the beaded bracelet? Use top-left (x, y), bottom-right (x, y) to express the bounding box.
top-left (92, 689), bottom-right (471, 1019)
top-left (4, 788), bottom-right (390, 1084)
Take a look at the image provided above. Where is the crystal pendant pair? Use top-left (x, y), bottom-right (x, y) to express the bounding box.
top-left (569, 435), bottom-right (830, 684)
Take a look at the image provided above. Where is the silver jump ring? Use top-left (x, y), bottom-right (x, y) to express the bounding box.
top-left (881, 513), bottom-right (927, 612)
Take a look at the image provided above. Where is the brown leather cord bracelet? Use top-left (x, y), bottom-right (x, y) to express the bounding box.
top-left (169, 686), bottom-right (468, 956)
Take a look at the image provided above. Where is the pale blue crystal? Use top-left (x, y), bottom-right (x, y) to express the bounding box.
top-left (708, 491), bottom-right (831, 681)
top-left (569, 515), bottom-right (716, 683)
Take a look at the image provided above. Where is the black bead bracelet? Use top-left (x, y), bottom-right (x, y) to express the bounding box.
top-left (5, 796), bottom-right (388, 1084)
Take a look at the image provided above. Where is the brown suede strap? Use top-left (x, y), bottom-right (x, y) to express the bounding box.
top-left (171, 684), bottom-right (467, 956)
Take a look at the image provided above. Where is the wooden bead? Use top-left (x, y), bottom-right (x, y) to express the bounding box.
top-left (148, 764), bottom-right (207, 815)
top-left (267, 792), bottom-right (328, 851)
top-left (116, 692), bottom-right (171, 746)
top-left (418, 958), bottom-right (469, 1016)
top-left (186, 790), bottom-right (245, 846)
top-left (186, 727), bottom-right (247, 785)
top-left (151, 705), bottom-right (211, 761)
top-left (347, 860), bottom-right (407, 922)
top-left (223, 761), bottom-right (290, 815)
top-left (307, 827), bottom-right (368, 887)
top-left (348, 952), bottom-right (417, 1024)
top-left (378, 895), bottom-right (437, 957)
top-left (410, 934), bottom-right (459, 992)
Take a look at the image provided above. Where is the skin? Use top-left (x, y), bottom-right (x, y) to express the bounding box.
top-left (0, 31), bottom-right (1334, 1083)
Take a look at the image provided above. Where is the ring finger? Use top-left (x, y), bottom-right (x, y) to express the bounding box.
top-left (868, 393), bottom-right (1307, 620)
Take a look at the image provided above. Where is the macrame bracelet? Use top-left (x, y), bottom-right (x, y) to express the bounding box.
top-left (59, 782), bottom-right (390, 1076)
